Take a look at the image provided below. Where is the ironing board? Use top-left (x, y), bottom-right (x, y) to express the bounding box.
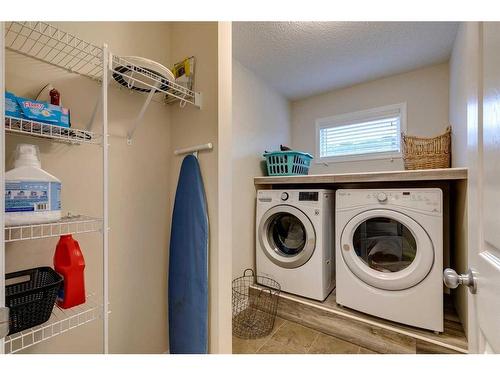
top-left (168, 155), bottom-right (209, 354)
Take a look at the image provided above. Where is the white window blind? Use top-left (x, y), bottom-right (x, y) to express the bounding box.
top-left (316, 103), bottom-right (405, 162)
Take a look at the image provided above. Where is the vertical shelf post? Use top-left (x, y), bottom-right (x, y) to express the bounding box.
top-left (102, 43), bottom-right (109, 354)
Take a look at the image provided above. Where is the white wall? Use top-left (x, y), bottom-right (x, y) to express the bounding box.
top-left (291, 63), bottom-right (450, 174)
top-left (232, 60), bottom-right (291, 278)
top-left (168, 22), bottom-right (223, 353)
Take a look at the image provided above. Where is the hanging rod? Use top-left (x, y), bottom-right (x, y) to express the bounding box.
top-left (174, 142), bottom-right (213, 156)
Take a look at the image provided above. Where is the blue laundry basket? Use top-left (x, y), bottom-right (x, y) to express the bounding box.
top-left (263, 151), bottom-right (313, 176)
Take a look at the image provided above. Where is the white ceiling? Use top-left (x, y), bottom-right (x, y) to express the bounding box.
top-left (233, 22), bottom-right (459, 100)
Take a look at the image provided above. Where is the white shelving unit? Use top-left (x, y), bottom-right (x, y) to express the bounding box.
top-left (4, 294), bottom-right (99, 354)
top-left (1, 20), bottom-right (201, 354)
top-left (0, 22), bottom-right (109, 354)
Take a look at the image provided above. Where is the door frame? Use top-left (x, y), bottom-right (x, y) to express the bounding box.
top-left (463, 21), bottom-right (482, 354)
top-left (215, 21), bottom-right (232, 354)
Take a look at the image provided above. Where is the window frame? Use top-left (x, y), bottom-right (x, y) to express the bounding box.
top-left (315, 102), bottom-right (407, 164)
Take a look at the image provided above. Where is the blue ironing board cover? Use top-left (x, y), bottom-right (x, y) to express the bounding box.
top-left (168, 155), bottom-right (209, 354)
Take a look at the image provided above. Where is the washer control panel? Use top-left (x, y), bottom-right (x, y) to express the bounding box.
top-left (299, 192), bottom-right (319, 201)
top-left (336, 189), bottom-right (442, 214)
top-left (258, 190), bottom-right (331, 207)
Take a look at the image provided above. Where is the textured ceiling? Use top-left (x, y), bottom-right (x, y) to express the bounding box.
top-left (233, 22), bottom-right (459, 100)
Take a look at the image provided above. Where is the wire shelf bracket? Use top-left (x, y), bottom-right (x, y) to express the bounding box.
top-left (86, 75), bottom-right (113, 131)
top-left (126, 81), bottom-right (159, 145)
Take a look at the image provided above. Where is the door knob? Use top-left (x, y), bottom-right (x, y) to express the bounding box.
top-left (443, 268), bottom-right (477, 294)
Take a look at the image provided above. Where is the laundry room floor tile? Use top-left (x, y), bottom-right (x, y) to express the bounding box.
top-left (232, 317), bottom-right (286, 354)
top-left (256, 340), bottom-right (306, 354)
top-left (358, 347), bottom-right (377, 354)
top-left (307, 333), bottom-right (364, 354)
top-left (268, 320), bottom-right (319, 353)
top-left (233, 318), bottom-right (370, 354)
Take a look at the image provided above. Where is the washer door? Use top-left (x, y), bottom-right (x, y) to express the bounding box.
top-left (258, 205), bottom-right (316, 269)
top-left (340, 209), bottom-right (434, 291)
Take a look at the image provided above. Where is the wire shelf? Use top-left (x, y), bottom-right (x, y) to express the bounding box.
top-left (5, 116), bottom-right (102, 145)
top-left (5, 215), bottom-right (103, 243)
top-left (4, 294), bottom-right (99, 354)
top-left (110, 55), bottom-right (201, 107)
top-left (4, 21), bottom-right (103, 80)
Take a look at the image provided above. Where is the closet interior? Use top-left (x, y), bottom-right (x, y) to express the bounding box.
top-left (1, 21), bottom-right (227, 354)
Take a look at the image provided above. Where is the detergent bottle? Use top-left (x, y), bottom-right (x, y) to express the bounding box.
top-left (54, 234), bottom-right (86, 308)
top-left (5, 144), bottom-right (61, 226)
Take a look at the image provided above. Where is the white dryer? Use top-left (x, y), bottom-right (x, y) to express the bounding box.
top-left (256, 190), bottom-right (335, 301)
top-left (336, 189), bottom-right (443, 332)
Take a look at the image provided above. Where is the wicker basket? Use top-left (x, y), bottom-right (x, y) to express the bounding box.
top-left (402, 127), bottom-right (451, 170)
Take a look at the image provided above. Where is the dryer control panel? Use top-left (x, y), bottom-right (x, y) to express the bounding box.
top-left (336, 189), bottom-right (442, 214)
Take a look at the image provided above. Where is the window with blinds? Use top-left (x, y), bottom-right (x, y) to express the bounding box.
top-left (316, 103), bottom-right (406, 162)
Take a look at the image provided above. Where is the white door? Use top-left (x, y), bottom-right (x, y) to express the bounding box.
top-left (466, 22), bottom-right (500, 354)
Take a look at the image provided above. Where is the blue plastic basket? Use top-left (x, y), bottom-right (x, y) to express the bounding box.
top-left (263, 151), bottom-right (313, 176)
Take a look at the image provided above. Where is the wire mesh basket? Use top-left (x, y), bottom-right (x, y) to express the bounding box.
top-left (232, 269), bottom-right (280, 339)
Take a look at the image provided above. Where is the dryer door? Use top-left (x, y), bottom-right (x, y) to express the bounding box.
top-left (258, 205), bottom-right (316, 269)
top-left (340, 209), bottom-right (434, 291)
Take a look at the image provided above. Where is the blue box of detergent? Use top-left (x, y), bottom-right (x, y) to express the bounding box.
top-left (5, 91), bottom-right (70, 128)
top-left (5, 91), bottom-right (23, 118)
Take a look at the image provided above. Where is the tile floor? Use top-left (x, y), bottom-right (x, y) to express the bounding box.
top-left (233, 317), bottom-right (377, 354)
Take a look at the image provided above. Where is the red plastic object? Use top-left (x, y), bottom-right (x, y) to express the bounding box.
top-left (53, 234), bottom-right (86, 309)
top-left (49, 88), bottom-right (60, 106)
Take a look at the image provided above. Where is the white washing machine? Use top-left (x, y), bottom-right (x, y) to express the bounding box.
top-left (336, 189), bottom-right (443, 332)
top-left (256, 189), bottom-right (335, 301)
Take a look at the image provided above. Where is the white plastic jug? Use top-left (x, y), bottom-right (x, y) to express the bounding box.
top-left (5, 144), bottom-right (61, 226)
